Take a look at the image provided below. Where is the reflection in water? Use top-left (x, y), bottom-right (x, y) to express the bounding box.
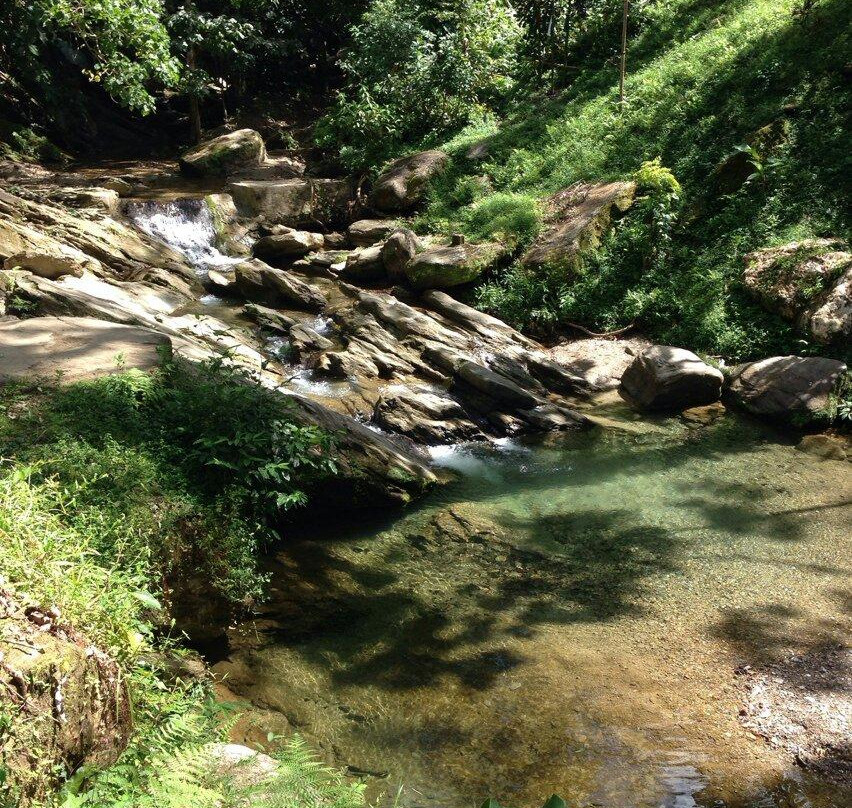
top-left (216, 416), bottom-right (852, 808)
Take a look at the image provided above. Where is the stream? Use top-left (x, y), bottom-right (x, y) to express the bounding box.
top-left (126, 196), bottom-right (852, 808)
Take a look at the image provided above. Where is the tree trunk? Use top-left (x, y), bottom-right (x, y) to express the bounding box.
top-left (619, 0), bottom-right (629, 112)
top-left (187, 45), bottom-right (202, 144)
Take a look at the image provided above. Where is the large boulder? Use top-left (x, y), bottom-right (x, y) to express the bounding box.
top-left (725, 356), bottom-right (847, 423)
top-left (3, 248), bottom-right (94, 279)
top-left (179, 129), bottom-right (266, 177)
top-left (348, 218), bottom-right (400, 247)
top-left (341, 245), bottom-right (386, 283)
top-left (233, 261), bottom-right (327, 312)
top-left (381, 228), bottom-right (419, 281)
top-left (371, 150), bottom-right (449, 212)
top-left (0, 316), bottom-right (171, 384)
top-left (0, 588), bottom-right (132, 802)
top-left (743, 240), bottom-right (851, 344)
top-left (454, 361), bottom-right (541, 410)
top-left (373, 388), bottom-right (484, 444)
top-left (404, 241), bottom-right (503, 290)
top-left (620, 345), bottom-right (724, 411)
top-left (522, 181), bottom-right (636, 271)
top-left (252, 229), bottom-right (325, 262)
top-left (229, 179), bottom-right (352, 227)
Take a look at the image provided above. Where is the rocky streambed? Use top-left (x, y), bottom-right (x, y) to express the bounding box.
top-left (0, 133), bottom-right (850, 807)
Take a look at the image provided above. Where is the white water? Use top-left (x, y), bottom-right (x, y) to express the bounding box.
top-left (126, 199), bottom-right (241, 274)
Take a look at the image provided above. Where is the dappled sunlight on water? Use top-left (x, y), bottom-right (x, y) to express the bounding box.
top-left (215, 414), bottom-right (851, 808)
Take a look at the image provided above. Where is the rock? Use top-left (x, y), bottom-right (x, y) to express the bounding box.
top-left (526, 353), bottom-right (594, 397)
top-left (371, 149), bottom-right (449, 212)
top-left (289, 323), bottom-right (334, 356)
top-left (341, 245), bottom-right (386, 283)
top-left (229, 178), bottom-right (352, 227)
top-left (208, 743), bottom-right (280, 789)
top-left (620, 345), bottom-right (724, 411)
top-left (420, 289), bottom-right (534, 346)
top-left (404, 241), bottom-right (504, 290)
top-left (708, 119), bottom-right (789, 198)
top-left (348, 219), bottom-right (400, 247)
top-left (374, 388), bottom-right (484, 444)
top-left (253, 229), bottom-right (325, 262)
top-left (3, 248), bottom-right (93, 279)
top-left (381, 228), bottom-right (419, 281)
top-left (725, 356), bottom-right (847, 423)
top-left (205, 193), bottom-right (251, 256)
top-left (454, 361), bottom-right (541, 410)
top-left (97, 177), bottom-right (134, 196)
top-left (522, 181), bottom-right (636, 271)
top-left (681, 401), bottom-right (727, 426)
top-left (179, 129), bottom-right (267, 177)
top-left (0, 316), bottom-right (171, 384)
top-left (206, 267), bottom-right (236, 296)
top-left (243, 303), bottom-right (297, 334)
top-left (547, 337), bottom-right (652, 391)
top-left (230, 153), bottom-right (305, 180)
top-left (797, 433), bottom-right (849, 461)
top-left (0, 587), bottom-right (132, 801)
top-left (466, 140), bottom-right (490, 161)
top-left (518, 403), bottom-right (591, 432)
top-left (46, 187), bottom-right (120, 212)
top-left (233, 260), bottom-right (327, 312)
top-left (743, 240), bottom-right (851, 344)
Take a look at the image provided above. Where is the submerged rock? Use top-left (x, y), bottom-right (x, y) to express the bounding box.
top-left (743, 240), bottom-right (851, 344)
top-left (371, 149), bottom-right (449, 212)
top-left (620, 345), bottom-right (723, 411)
top-left (522, 181), bottom-right (636, 272)
top-left (179, 129), bottom-right (267, 177)
top-left (725, 355), bottom-right (847, 424)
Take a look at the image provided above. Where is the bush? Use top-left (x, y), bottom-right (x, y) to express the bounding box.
top-left (317, 0), bottom-right (520, 168)
top-left (468, 192), bottom-right (542, 247)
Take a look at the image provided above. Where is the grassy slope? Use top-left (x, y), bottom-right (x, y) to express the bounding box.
top-left (416, 0), bottom-right (850, 360)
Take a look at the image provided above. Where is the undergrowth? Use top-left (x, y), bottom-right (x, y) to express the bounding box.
top-left (411, 0), bottom-right (850, 361)
top-left (0, 359), bottom-right (350, 806)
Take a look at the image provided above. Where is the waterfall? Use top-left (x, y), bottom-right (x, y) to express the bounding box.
top-left (126, 198), bottom-right (240, 273)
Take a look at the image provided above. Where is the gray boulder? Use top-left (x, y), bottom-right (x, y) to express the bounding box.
top-left (374, 388), bottom-right (484, 444)
top-left (620, 345), bottom-right (723, 411)
top-left (253, 229), bottom-right (325, 262)
top-left (233, 260), bottom-right (327, 312)
top-left (348, 219), bottom-right (400, 247)
top-left (371, 150), bottom-right (449, 212)
top-left (179, 129), bottom-right (266, 177)
top-left (404, 241), bottom-right (503, 290)
top-left (229, 178), bottom-right (352, 227)
top-left (726, 356), bottom-right (847, 423)
top-left (341, 245), bottom-right (386, 283)
top-left (381, 228), bottom-right (419, 281)
top-left (454, 361), bottom-right (540, 410)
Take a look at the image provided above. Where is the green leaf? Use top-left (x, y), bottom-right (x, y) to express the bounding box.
top-left (541, 797), bottom-right (567, 808)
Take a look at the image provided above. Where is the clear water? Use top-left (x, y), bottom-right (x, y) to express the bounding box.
top-left (215, 414), bottom-right (852, 808)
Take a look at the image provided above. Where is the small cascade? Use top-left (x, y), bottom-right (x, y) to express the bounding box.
top-left (126, 198), bottom-right (240, 273)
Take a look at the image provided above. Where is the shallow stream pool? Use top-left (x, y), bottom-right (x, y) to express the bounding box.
top-left (214, 405), bottom-right (851, 807)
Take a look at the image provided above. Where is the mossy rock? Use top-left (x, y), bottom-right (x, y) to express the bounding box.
top-left (179, 129), bottom-right (266, 177)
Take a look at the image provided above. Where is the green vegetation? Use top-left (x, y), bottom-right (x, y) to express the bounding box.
top-left (0, 359), bottom-right (347, 806)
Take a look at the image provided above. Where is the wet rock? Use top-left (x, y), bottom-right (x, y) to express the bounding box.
top-left (743, 240), bottom-right (851, 344)
top-left (46, 187), bottom-right (120, 212)
top-left (726, 356), bottom-right (847, 423)
top-left (0, 316), bottom-right (171, 384)
top-left (341, 245), bottom-right (386, 283)
top-left (518, 403), bottom-right (591, 432)
top-left (229, 178), bottom-right (352, 227)
top-left (371, 149), bottom-right (449, 212)
top-left (233, 260), bottom-right (327, 312)
top-left (454, 361), bottom-right (541, 410)
top-left (620, 345), bottom-right (724, 411)
top-left (243, 303), bottom-right (297, 334)
top-left (374, 388), bottom-right (484, 444)
top-left (0, 587), bottom-right (132, 802)
top-left (381, 228), bottom-right (419, 281)
top-left (404, 241), bottom-right (504, 290)
top-left (348, 218), bottom-right (400, 247)
top-left (253, 229), bottom-right (325, 262)
top-left (797, 433), bottom-right (850, 461)
top-left (289, 323), bottom-right (334, 356)
top-left (179, 128), bottom-right (266, 177)
top-left (205, 193), bottom-right (251, 256)
top-left (681, 401), bottom-right (727, 426)
top-left (206, 267), bottom-right (236, 296)
top-left (522, 181), bottom-right (636, 272)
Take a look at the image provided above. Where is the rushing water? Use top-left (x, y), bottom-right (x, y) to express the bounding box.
top-left (126, 198), bottom-right (242, 274)
top-left (215, 414), bottom-right (851, 808)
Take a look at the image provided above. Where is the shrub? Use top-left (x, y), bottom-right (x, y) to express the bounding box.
top-left (468, 192), bottom-right (542, 247)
